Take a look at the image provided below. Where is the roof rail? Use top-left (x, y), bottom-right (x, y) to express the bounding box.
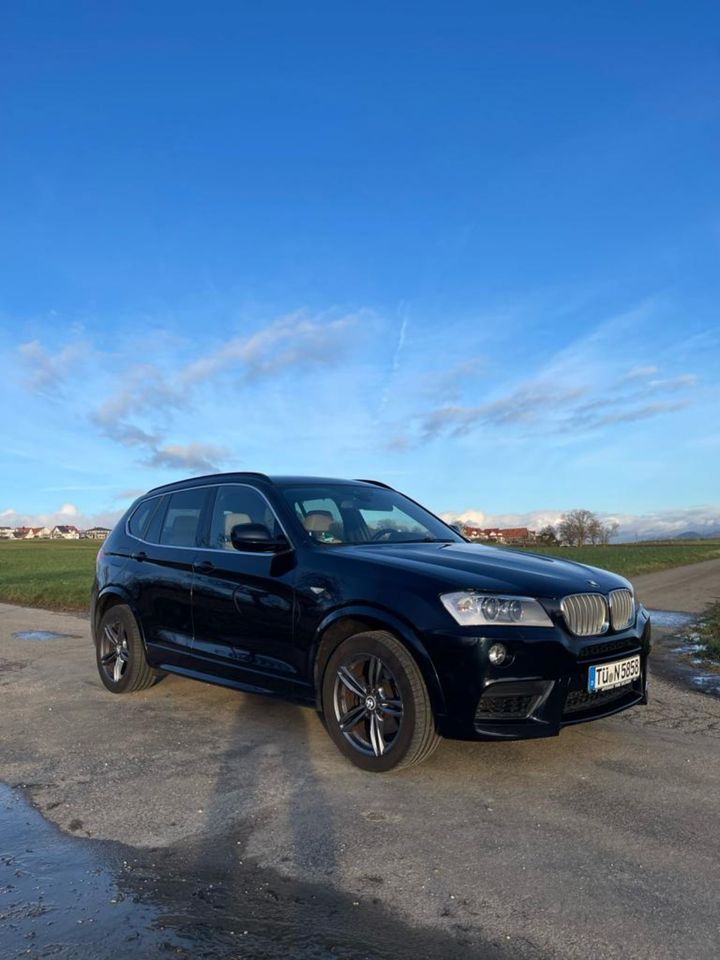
top-left (144, 471), bottom-right (273, 496)
top-left (354, 478), bottom-right (394, 490)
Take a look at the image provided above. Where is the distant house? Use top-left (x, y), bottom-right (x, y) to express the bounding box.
top-left (84, 527), bottom-right (111, 540)
top-left (500, 527), bottom-right (536, 544)
top-left (11, 526), bottom-right (52, 540)
top-left (0, 526), bottom-right (15, 539)
top-left (51, 525), bottom-right (81, 540)
top-left (462, 526), bottom-right (536, 545)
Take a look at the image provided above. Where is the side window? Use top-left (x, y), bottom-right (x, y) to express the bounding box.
top-left (144, 495), bottom-right (168, 544)
top-left (208, 485), bottom-right (282, 550)
top-left (294, 497), bottom-right (344, 542)
top-left (159, 489), bottom-right (208, 547)
top-left (128, 498), bottom-right (159, 539)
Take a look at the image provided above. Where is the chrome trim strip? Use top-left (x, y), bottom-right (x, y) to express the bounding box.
top-left (124, 482), bottom-right (294, 556)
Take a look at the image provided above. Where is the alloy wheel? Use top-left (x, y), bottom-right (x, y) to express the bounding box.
top-left (99, 619), bottom-right (130, 684)
top-left (332, 654), bottom-right (404, 757)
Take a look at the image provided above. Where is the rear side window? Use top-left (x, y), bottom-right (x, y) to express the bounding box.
top-left (159, 489), bottom-right (208, 547)
top-left (128, 498), bottom-right (160, 539)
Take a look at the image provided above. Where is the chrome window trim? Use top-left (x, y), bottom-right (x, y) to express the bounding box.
top-left (125, 483), bottom-right (294, 556)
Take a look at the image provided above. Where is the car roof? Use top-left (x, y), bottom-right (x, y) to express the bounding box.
top-left (142, 473), bottom-right (393, 497)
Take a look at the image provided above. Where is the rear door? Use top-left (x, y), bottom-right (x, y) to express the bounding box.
top-left (130, 486), bottom-right (211, 663)
top-left (190, 483), bottom-right (298, 693)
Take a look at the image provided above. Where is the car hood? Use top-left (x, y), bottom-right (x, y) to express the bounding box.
top-left (335, 542), bottom-right (629, 597)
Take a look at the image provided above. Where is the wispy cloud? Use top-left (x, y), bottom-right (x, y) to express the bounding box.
top-left (410, 329), bottom-right (701, 445)
top-left (25, 309), bottom-right (367, 472)
top-left (142, 443), bottom-right (229, 472)
top-left (19, 339), bottom-right (92, 394)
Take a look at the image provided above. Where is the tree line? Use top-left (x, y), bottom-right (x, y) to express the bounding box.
top-left (537, 509), bottom-right (619, 547)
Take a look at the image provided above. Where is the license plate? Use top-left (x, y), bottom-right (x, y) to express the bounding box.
top-left (588, 655), bottom-right (641, 692)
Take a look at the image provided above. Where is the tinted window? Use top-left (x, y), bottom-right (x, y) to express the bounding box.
top-left (159, 489), bottom-right (208, 547)
top-left (143, 495), bottom-right (168, 543)
top-left (128, 498), bottom-right (160, 538)
top-left (282, 484), bottom-right (463, 545)
top-left (208, 485), bottom-right (282, 550)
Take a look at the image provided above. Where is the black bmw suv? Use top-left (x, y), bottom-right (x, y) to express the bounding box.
top-left (92, 473), bottom-right (651, 771)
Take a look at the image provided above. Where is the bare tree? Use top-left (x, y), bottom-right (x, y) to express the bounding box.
top-left (557, 509), bottom-right (597, 546)
top-left (537, 524), bottom-right (559, 545)
top-left (557, 509), bottom-right (620, 546)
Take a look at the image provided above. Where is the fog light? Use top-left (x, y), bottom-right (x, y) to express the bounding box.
top-left (488, 643), bottom-right (508, 666)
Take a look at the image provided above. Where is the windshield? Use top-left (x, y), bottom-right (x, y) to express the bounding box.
top-left (280, 484), bottom-right (465, 546)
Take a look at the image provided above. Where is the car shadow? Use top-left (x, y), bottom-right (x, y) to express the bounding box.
top-left (113, 688), bottom-right (518, 960)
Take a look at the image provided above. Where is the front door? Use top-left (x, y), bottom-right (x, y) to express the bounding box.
top-left (190, 483), bottom-right (298, 694)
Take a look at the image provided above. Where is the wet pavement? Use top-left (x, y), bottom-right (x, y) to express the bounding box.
top-left (0, 783), bottom-right (499, 960)
top-left (12, 630), bottom-right (78, 642)
top-left (0, 783), bottom-right (188, 960)
top-left (4, 573), bottom-right (720, 960)
top-left (646, 609), bottom-right (720, 701)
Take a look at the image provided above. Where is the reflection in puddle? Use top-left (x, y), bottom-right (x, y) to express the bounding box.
top-left (693, 675), bottom-right (720, 696)
top-left (0, 784), bottom-right (188, 958)
top-left (12, 630), bottom-right (75, 641)
top-left (647, 610), bottom-right (696, 629)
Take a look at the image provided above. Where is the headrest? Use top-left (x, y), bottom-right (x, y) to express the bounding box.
top-left (303, 510), bottom-right (334, 532)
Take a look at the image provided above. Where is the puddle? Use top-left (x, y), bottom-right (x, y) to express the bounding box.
top-left (647, 610), bottom-right (696, 629)
top-left (692, 676), bottom-right (720, 696)
top-left (0, 784), bottom-right (491, 960)
top-left (12, 630), bottom-right (76, 641)
top-left (0, 784), bottom-right (190, 959)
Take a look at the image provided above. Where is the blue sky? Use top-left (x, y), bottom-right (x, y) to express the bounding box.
top-left (1, 2), bottom-right (719, 538)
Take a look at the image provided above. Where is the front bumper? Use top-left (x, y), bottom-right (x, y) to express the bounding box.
top-left (428, 608), bottom-right (651, 741)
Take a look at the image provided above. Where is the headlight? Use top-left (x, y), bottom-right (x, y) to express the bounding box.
top-left (440, 592), bottom-right (553, 627)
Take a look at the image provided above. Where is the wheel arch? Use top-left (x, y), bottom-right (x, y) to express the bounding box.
top-left (310, 606), bottom-right (446, 717)
top-left (93, 587), bottom-right (146, 650)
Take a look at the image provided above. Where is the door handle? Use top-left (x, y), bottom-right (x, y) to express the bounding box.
top-left (193, 560), bottom-right (215, 573)
top-left (131, 551), bottom-right (147, 562)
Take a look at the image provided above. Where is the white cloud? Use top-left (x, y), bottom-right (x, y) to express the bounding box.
top-left (18, 338), bottom-right (92, 394)
top-left (143, 443), bottom-right (229, 472)
top-left (441, 505), bottom-right (720, 541)
top-left (0, 505), bottom-right (124, 531)
top-left (81, 309), bottom-right (367, 470)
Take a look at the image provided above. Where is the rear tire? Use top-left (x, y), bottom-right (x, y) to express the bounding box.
top-left (96, 605), bottom-right (163, 693)
top-left (321, 630), bottom-right (441, 772)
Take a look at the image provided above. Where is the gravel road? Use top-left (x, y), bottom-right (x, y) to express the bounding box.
top-left (1, 559), bottom-right (719, 959)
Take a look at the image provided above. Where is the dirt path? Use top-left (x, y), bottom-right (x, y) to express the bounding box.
top-left (631, 557), bottom-right (720, 613)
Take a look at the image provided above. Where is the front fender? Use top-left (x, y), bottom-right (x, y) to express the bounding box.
top-left (311, 603), bottom-right (447, 717)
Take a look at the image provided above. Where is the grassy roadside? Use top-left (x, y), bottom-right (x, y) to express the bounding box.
top-left (0, 540), bottom-right (101, 611)
top-left (514, 541), bottom-right (720, 579)
top-left (697, 603), bottom-right (720, 661)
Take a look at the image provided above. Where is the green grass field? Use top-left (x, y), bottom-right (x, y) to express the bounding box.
top-left (0, 539), bottom-right (102, 611)
top-left (513, 541), bottom-right (720, 579)
top-left (1, 538), bottom-right (720, 612)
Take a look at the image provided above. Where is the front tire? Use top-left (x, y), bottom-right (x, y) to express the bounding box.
top-left (321, 630), bottom-right (441, 772)
top-left (96, 605), bottom-right (163, 693)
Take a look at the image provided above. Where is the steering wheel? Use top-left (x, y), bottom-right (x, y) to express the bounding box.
top-left (370, 527), bottom-right (399, 542)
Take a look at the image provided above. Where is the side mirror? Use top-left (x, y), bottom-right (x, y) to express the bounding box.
top-left (230, 523), bottom-right (289, 553)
